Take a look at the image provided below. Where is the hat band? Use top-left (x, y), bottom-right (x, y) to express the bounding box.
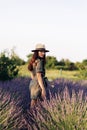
top-left (32, 48), bottom-right (49, 52)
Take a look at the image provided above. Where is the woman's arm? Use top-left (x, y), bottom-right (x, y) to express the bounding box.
top-left (30, 71), bottom-right (34, 79)
top-left (36, 73), bottom-right (46, 98)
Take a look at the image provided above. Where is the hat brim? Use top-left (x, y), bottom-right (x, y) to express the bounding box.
top-left (31, 48), bottom-right (49, 52)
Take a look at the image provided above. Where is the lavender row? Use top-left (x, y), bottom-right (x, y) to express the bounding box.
top-left (0, 77), bottom-right (87, 130)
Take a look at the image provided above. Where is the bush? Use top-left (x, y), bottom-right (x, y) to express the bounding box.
top-left (46, 56), bottom-right (58, 69)
top-left (79, 68), bottom-right (87, 79)
top-left (0, 52), bottom-right (19, 81)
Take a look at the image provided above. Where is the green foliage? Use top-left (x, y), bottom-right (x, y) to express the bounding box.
top-left (79, 68), bottom-right (87, 79)
top-left (75, 62), bottom-right (87, 79)
top-left (27, 53), bottom-right (87, 71)
top-left (10, 48), bottom-right (25, 66)
top-left (82, 59), bottom-right (87, 66)
top-left (11, 55), bottom-right (25, 66)
top-left (66, 62), bottom-right (77, 71)
top-left (58, 58), bottom-right (65, 66)
top-left (46, 56), bottom-right (58, 69)
top-left (0, 52), bottom-right (19, 81)
top-left (75, 62), bottom-right (85, 70)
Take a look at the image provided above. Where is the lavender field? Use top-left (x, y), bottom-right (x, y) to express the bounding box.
top-left (0, 77), bottom-right (87, 130)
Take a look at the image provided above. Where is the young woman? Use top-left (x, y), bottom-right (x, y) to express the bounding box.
top-left (28, 43), bottom-right (49, 108)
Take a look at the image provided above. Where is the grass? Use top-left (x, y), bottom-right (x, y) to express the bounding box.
top-left (46, 69), bottom-right (80, 80)
top-left (18, 63), bottom-right (30, 77)
top-left (18, 63), bottom-right (80, 81)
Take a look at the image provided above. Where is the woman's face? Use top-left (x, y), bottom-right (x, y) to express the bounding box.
top-left (38, 50), bottom-right (45, 58)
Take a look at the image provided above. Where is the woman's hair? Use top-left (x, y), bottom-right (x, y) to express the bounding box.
top-left (28, 51), bottom-right (46, 71)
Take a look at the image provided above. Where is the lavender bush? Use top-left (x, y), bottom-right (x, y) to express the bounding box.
top-left (0, 77), bottom-right (87, 130)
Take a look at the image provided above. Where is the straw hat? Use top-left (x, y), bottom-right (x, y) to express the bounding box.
top-left (31, 43), bottom-right (49, 52)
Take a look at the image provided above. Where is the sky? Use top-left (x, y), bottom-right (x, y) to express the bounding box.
top-left (0, 0), bottom-right (87, 62)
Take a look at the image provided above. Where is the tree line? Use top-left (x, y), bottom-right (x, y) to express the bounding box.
top-left (0, 50), bottom-right (87, 81)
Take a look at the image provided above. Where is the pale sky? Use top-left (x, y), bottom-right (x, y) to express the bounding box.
top-left (0, 0), bottom-right (87, 62)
